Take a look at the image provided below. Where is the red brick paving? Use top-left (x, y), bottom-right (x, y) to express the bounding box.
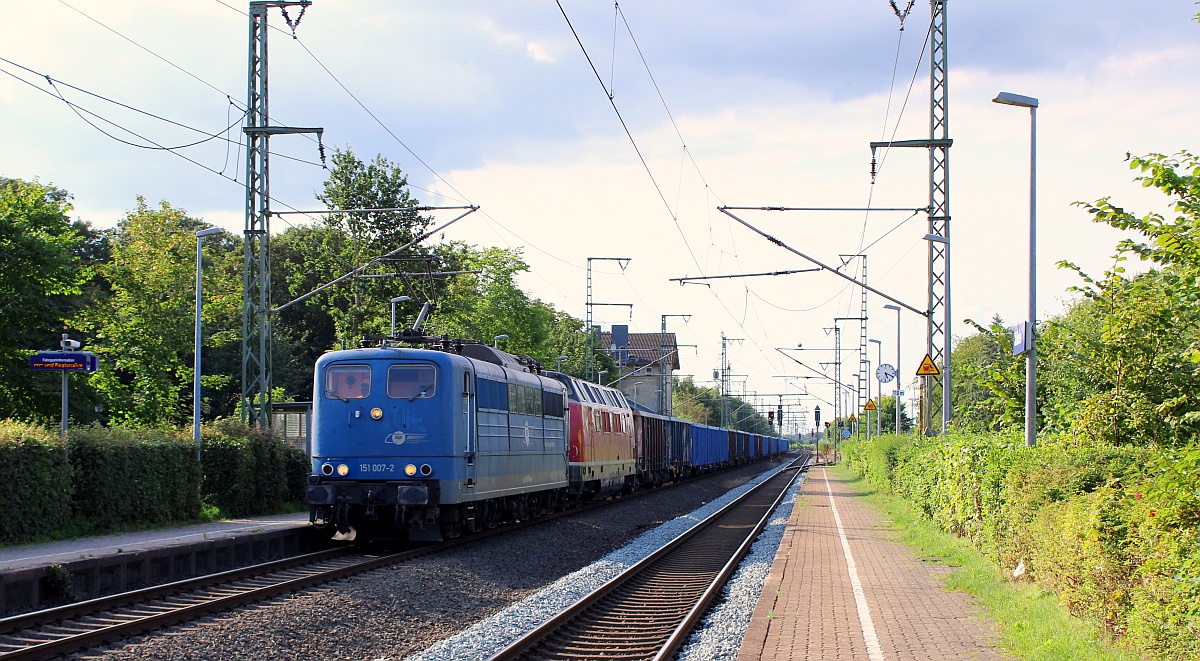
top-left (737, 466), bottom-right (1007, 661)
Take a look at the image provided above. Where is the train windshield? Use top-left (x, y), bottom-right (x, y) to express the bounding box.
top-left (325, 364), bottom-right (371, 400)
top-left (387, 364), bottom-right (437, 400)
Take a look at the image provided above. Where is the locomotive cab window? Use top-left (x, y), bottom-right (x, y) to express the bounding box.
top-left (387, 364), bottom-right (436, 399)
top-left (325, 364), bottom-right (372, 400)
top-left (542, 389), bottom-right (565, 418)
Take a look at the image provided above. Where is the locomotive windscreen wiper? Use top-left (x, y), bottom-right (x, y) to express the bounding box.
top-left (325, 389), bottom-right (350, 402)
top-left (408, 384), bottom-right (434, 402)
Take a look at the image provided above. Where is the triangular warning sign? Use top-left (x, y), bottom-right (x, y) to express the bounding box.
top-left (916, 354), bottom-right (941, 377)
top-left (864, 399), bottom-right (877, 411)
top-left (849, 414), bottom-right (857, 422)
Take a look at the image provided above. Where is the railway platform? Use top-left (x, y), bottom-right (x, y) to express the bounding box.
top-left (738, 465), bottom-right (1005, 661)
top-left (0, 512), bottom-right (314, 615)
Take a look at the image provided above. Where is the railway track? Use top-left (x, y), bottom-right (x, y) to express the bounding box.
top-left (488, 452), bottom-right (811, 661)
top-left (0, 458), bottom-right (793, 660)
top-left (0, 546), bottom-right (380, 661)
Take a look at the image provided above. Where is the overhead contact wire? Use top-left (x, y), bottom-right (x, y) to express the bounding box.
top-left (555, 0), bottom-right (703, 274)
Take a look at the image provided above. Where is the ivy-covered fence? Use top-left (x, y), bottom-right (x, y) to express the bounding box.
top-left (0, 420), bottom-right (309, 545)
top-left (843, 432), bottom-right (1200, 659)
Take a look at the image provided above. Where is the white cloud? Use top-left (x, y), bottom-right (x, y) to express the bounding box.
top-left (526, 42), bottom-right (556, 64)
top-left (3, 0), bottom-right (1197, 419)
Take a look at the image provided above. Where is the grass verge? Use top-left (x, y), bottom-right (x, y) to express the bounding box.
top-left (828, 463), bottom-right (1144, 661)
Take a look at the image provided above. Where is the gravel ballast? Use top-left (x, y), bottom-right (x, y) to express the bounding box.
top-left (677, 468), bottom-right (807, 660)
top-left (79, 458), bottom-right (794, 661)
top-left (406, 458), bottom-right (802, 661)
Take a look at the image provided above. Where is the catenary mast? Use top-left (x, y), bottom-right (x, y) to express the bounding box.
top-left (242, 1), bottom-right (323, 427)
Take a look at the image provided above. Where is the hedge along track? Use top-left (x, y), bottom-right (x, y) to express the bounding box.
top-left (0, 456), bottom-right (795, 661)
top-left (488, 452), bottom-right (811, 661)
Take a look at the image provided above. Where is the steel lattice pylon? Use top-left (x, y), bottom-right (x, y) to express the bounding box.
top-left (242, 3), bottom-right (272, 429)
top-left (871, 1), bottom-right (951, 434)
top-left (926, 0), bottom-right (950, 434)
top-left (241, 1), bottom-right (320, 427)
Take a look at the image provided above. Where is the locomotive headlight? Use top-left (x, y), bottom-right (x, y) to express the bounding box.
top-left (321, 463), bottom-right (334, 476)
top-left (337, 464), bottom-right (350, 476)
top-left (370, 408), bottom-right (383, 420)
top-left (404, 464), bottom-right (417, 476)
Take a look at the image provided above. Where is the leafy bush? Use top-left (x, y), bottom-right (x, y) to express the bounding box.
top-left (203, 419), bottom-right (306, 517)
top-left (200, 423), bottom-right (257, 517)
top-left (285, 445), bottom-right (310, 502)
top-left (1122, 445), bottom-right (1200, 657)
top-left (69, 425), bottom-right (201, 532)
top-left (0, 418), bottom-right (306, 545)
top-left (0, 420), bottom-right (72, 543)
top-left (845, 431), bottom-right (1200, 658)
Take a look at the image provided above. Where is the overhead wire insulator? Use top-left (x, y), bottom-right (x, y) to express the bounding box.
top-left (888, 0), bottom-right (916, 27)
top-left (280, 4), bottom-right (308, 38)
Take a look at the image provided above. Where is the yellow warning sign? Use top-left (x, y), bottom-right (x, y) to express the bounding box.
top-left (849, 414), bottom-right (857, 423)
top-left (916, 354), bottom-right (942, 377)
top-left (864, 399), bottom-right (877, 411)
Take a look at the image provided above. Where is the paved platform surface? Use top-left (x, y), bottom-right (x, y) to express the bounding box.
top-left (0, 512), bottom-right (310, 573)
top-left (738, 466), bottom-right (1007, 661)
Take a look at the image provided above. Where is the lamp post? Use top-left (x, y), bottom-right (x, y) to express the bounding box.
top-left (556, 355), bottom-right (569, 372)
top-left (194, 227), bottom-right (224, 459)
top-left (923, 233), bottom-right (951, 435)
top-left (993, 91), bottom-right (1039, 448)
top-left (598, 370), bottom-right (608, 385)
top-left (390, 296), bottom-right (411, 336)
top-left (869, 338), bottom-right (882, 437)
top-left (884, 304), bottom-right (901, 434)
top-left (493, 334), bottom-right (509, 348)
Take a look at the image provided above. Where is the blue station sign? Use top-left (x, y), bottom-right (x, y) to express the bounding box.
top-left (30, 352), bottom-right (99, 372)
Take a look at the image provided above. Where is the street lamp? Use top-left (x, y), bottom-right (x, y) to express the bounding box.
top-left (869, 338), bottom-right (882, 438)
top-left (493, 334), bottom-right (509, 348)
top-left (924, 233), bottom-right (951, 436)
top-left (556, 355), bottom-right (569, 371)
top-left (598, 370), bottom-right (608, 385)
top-left (883, 304), bottom-right (901, 434)
top-left (993, 90), bottom-right (1039, 448)
top-left (194, 227), bottom-right (225, 459)
top-left (390, 296), bottom-right (411, 336)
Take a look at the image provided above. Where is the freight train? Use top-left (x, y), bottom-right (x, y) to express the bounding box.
top-left (304, 334), bottom-right (788, 542)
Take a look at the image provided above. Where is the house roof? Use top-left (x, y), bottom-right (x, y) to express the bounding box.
top-left (598, 332), bottom-right (680, 369)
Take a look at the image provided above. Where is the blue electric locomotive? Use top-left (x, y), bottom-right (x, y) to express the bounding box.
top-left (305, 329), bottom-right (794, 543)
top-left (305, 340), bottom-right (569, 542)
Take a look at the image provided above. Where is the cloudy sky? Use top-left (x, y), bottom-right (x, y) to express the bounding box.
top-left (3, 1), bottom-right (1198, 431)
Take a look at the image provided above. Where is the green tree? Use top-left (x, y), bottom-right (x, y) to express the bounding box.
top-left (270, 224), bottom-right (347, 400)
top-left (79, 199), bottom-right (239, 424)
top-left (1062, 150), bottom-right (1200, 444)
top-left (672, 377), bottom-right (718, 425)
top-left (427, 243), bottom-right (555, 355)
top-left (0, 178), bottom-right (92, 419)
top-left (874, 395), bottom-right (912, 433)
top-left (952, 316), bottom-right (1027, 431)
top-left (312, 148), bottom-right (433, 345)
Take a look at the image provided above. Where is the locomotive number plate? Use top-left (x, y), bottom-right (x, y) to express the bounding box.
top-left (359, 463), bottom-right (397, 474)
